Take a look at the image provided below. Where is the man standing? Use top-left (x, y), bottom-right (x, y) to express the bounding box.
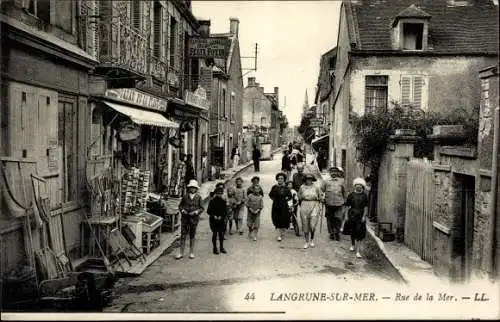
top-left (323, 167), bottom-right (346, 241)
top-left (252, 145), bottom-right (261, 172)
top-left (231, 144), bottom-right (240, 169)
top-left (184, 154), bottom-right (196, 187)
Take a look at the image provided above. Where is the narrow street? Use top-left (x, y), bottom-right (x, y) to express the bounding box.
top-left (105, 157), bottom-right (404, 315)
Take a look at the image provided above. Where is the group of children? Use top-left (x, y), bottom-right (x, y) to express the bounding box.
top-left (176, 176), bottom-right (265, 259)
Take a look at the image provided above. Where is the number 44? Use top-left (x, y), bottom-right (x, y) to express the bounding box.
top-left (244, 292), bottom-right (256, 301)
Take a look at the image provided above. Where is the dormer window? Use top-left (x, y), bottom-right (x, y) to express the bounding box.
top-left (402, 23), bottom-right (424, 50)
top-left (391, 4), bottom-right (431, 51)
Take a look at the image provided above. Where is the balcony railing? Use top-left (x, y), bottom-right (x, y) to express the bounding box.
top-left (98, 20), bottom-right (148, 76)
top-left (150, 56), bottom-right (167, 82)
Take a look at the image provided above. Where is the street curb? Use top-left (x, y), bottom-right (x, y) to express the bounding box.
top-left (365, 222), bottom-right (409, 284)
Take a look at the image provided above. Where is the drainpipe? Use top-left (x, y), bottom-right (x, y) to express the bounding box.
top-left (489, 106), bottom-right (499, 280)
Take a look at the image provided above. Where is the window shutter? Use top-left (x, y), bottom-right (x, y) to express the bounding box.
top-left (153, 2), bottom-right (162, 57)
top-left (401, 76), bottom-right (412, 107)
top-left (412, 76), bottom-right (423, 110)
top-left (92, 1), bottom-right (99, 58)
top-left (131, 0), bottom-right (141, 30)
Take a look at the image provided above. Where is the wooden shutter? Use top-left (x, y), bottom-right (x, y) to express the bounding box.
top-left (131, 0), bottom-right (141, 30)
top-left (153, 1), bottom-right (162, 58)
top-left (401, 76), bottom-right (412, 107)
top-left (412, 76), bottom-right (424, 110)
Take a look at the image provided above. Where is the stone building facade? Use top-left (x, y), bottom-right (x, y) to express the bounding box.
top-left (330, 0), bottom-right (499, 188)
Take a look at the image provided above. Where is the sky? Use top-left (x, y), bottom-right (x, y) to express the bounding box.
top-left (192, 0), bottom-right (341, 126)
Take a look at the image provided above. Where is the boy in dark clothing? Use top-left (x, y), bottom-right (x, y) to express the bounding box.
top-left (252, 145), bottom-right (261, 172)
top-left (207, 186), bottom-right (228, 254)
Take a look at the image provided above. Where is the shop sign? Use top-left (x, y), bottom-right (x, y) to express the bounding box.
top-left (184, 86), bottom-right (209, 110)
top-left (188, 37), bottom-right (231, 59)
top-left (309, 118), bottom-right (323, 127)
top-left (105, 88), bottom-right (167, 112)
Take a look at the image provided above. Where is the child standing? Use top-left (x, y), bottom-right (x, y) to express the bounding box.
top-left (287, 181), bottom-right (300, 236)
top-left (176, 180), bottom-right (204, 259)
top-left (207, 186), bottom-right (228, 254)
top-left (246, 176), bottom-right (264, 241)
top-left (231, 177), bottom-right (246, 235)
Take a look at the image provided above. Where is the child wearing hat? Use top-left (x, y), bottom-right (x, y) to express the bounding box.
top-left (207, 186), bottom-right (228, 254)
top-left (246, 176), bottom-right (264, 241)
top-left (342, 177), bottom-right (369, 258)
top-left (229, 177), bottom-right (246, 235)
top-left (176, 180), bottom-right (204, 259)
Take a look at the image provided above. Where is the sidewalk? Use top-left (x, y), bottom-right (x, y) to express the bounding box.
top-left (318, 171), bottom-right (445, 286)
top-left (365, 221), bottom-right (448, 286)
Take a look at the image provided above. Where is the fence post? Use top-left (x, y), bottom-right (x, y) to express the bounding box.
top-left (389, 129), bottom-right (421, 243)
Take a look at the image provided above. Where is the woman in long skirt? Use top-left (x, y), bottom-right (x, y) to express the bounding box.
top-left (298, 173), bottom-right (324, 249)
top-left (269, 172), bottom-right (292, 241)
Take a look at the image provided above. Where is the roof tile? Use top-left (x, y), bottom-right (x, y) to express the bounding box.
top-left (350, 0), bottom-right (498, 53)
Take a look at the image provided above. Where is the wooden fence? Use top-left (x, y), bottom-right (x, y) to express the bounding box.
top-left (405, 158), bottom-right (435, 264)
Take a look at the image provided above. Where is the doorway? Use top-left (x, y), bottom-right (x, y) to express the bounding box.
top-left (453, 174), bottom-right (475, 282)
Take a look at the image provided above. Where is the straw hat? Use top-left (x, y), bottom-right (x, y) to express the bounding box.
top-left (304, 173), bottom-right (317, 181)
top-left (353, 177), bottom-right (367, 189)
top-left (186, 180), bottom-right (200, 190)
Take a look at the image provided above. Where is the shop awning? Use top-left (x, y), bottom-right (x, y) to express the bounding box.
top-left (103, 101), bottom-right (179, 128)
top-left (311, 135), bottom-right (329, 150)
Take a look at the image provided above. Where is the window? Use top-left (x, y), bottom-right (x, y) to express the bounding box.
top-left (26, 0), bottom-right (51, 23)
top-left (328, 56), bottom-right (336, 69)
top-left (55, 0), bottom-right (73, 33)
top-left (58, 99), bottom-right (78, 203)
top-left (365, 75), bottom-right (388, 113)
top-left (222, 89), bottom-right (226, 117)
top-left (402, 23), bottom-right (424, 50)
top-left (131, 0), bottom-right (141, 30)
top-left (153, 1), bottom-right (162, 58)
top-left (169, 17), bottom-right (178, 67)
top-left (401, 75), bottom-right (426, 109)
top-left (341, 149), bottom-right (346, 173)
top-left (481, 79), bottom-right (490, 109)
top-left (230, 93), bottom-right (235, 121)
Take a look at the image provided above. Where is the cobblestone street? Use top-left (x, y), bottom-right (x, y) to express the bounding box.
top-left (105, 158), bottom-right (404, 315)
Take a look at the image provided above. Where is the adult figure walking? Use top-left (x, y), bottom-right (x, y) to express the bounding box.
top-left (252, 145), bottom-right (261, 172)
top-left (323, 167), bottom-right (346, 241)
top-left (343, 177), bottom-right (369, 258)
top-left (298, 173), bottom-right (324, 249)
top-left (281, 150), bottom-right (292, 179)
top-left (231, 144), bottom-right (240, 169)
top-left (269, 172), bottom-right (292, 241)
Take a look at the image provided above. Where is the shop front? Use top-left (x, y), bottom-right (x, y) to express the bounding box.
top-left (166, 86), bottom-right (210, 185)
top-left (83, 88), bottom-right (181, 274)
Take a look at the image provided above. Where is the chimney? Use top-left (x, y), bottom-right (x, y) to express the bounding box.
top-left (259, 86), bottom-right (264, 92)
top-left (198, 19), bottom-right (211, 37)
top-left (274, 87), bottom-right (279, 96)
top-left (229, 17), bottom-right (239, 38)
top-left (248, 77), bottom-right (256, 87)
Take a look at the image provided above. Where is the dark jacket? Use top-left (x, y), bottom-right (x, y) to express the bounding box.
top-left (179, 193), bottom-right (204, 216)
top-left (207, 195), bottom-right (227, 219)
top-left (184, 161), bottom-right (195, 183)
top-left (252, 148), bottom-right (261, 161)
top-left (281, 154), bottom-right (291, 171)
top-left (292, 172), bottom-right (305, 192)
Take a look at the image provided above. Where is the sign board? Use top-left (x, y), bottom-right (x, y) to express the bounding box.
top-left (105, 88), bottom-right (167, 112)
top-left (309, 118), bottom-right (324, 127)
top-left (188, 37), bottom-right (231, 59)
top-left (211, 147), bottom-right (224, 167)
top-left (184, 86), bottom-right (210, 110)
